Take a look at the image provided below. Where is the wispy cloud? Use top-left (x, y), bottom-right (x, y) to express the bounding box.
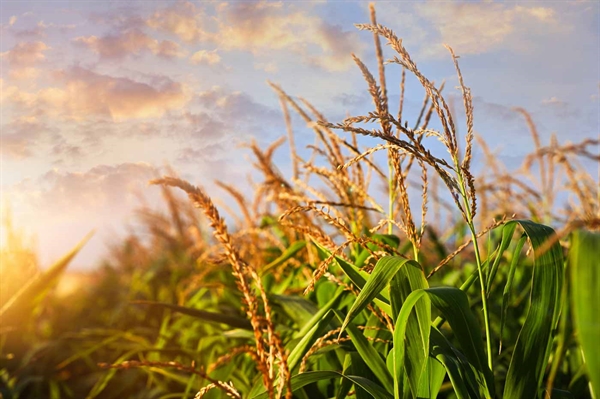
top-left (11, 163), bottom-right (157, 218)
top-left (189, 49), bottom-right (221, 66)
top-left (214, 1), bottom-right (361, 71)
top-left (379, 2), bottom-right (565, 58)
top-left (74, 29), bottom-right (185, 60)
top-left (146, 1), bottom-right (207, 43)
top-left (6, 67), bottom-right (188, 121)
top-left (0, 120), bottom-right (45, 159)
top-left (144, 1), bottom-right (362, 72)
top-left (1, 40), bottom-right (49, 67)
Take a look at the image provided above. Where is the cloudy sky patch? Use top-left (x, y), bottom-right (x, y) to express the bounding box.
top-left (1, 0), bottom-right (597, 268)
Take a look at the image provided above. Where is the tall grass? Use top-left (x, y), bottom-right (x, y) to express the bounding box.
top-left (1, 6), bottom-right (598, 399)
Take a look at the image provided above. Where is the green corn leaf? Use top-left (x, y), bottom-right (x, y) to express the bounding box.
top-left (337, 354), bottom-right (357, 399)
top-left (355, 234), bottom-right (400, 267)
top-left (0, 231), bottom-right (93, 327)
top-left (340, 256), bottom-right (416, 335)
top-left (388, 259), bottom-right (431, 398)
top-left (287, 309), bottom-right (336, 372)
top-left (499, 234), bottom-right (526, 353)
top-left (272, 294), bottom-right (321, 327)
top-left (569, 229), bottom-right (600, 397)
top-left (252, 371), bottom-right (393, 399)
top-left (262, 240), bottom-right (306, 273)
top-left (296, 288), bottom-right (344, 338)
top-left (395, 287), bottom-right (494, 398)
top-left (429, 327), bottom-right (481, 399)
top-left (314, 240), bottom-right (390, 304)
top-left (503, 220), bottom-right (564, 399)
top-left (393, 291), bottom-right (431, 398)
top-left (389, 259), bottom-right (428, 321)
top-left (487, 221), bottom-right (518, 291)
top-left (130, 301), bottom-right (252, 330)
top-left (334, 311), bottom-right (394, 393)
top-left (337, 353), bottom-right (376, 399)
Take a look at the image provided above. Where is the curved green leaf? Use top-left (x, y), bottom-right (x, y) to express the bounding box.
top-left (395, 287), bottom-right (494, 398)
top-left (503, 220), bottom-right (564, 399)
top-left (487, 221), bottom-right (518, 291)
top-left (296, 288), bottom-right (344, 338)
top-left (341, 256), bottom-right (416, 335)
top-left (252, 371), bottom-right (393, 399)
top-left (569, 229), bottom-right (599, 396)
top-left (430, 327), bottom-right (480, 399)
top-left (389, 259), bottom-right (432, 398)
top-left (0, 232), bottom-right (93, 327)
top-left (313, 240), bottom-right (390, 304)
top-left (334, 311), bottom-right (394, 392)
top-left (262, 240), bottom-right (306, 273)
top-left (130, 301), bottom-right (252, 330)
top-left (287, 309), bottom-right (336, 372)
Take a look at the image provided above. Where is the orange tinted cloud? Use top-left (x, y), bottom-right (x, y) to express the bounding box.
top-left (0, 120), bottom-right (43, 159)
top-left (74, 29), bottom-right (186, 60)
top-left (7, 67), bottom-right (188, 121)
top-left (146, 1), bottom-right (207, 43)
top-left (189, 49), bottom-right (221, 65)
top-left (379, 2), bottom-right (562, 58)
top-left (154, 39), bottom-right (185, 59)
top-left (10, 162), bottom-right (157, 221)
top-left (144, 1), bottom-right (360, 71)
top-left (421, 3), bottom-right (558, 54)
top-left (1, 40), bottom-right (48, 67)
top-left (215, 1), bottom-right (360, 71)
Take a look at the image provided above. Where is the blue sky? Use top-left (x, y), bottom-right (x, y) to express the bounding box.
top-left (1, 0), bottom-right (598, 268)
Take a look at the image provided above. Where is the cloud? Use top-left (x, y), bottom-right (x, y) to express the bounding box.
top-left (6, 163), bottom-right (160, 265)
top-left (9, 67), bottom-right (40, 81)
top-left (0, 120), bottom-right (44, 159)
top-left (378, 2), bottom-right (564, 58)
top-left (37, 21), bottom-right (77, 32)
top-left (50, 136), bottom-right (85, 164)
top-left (542, 96), bottom-right (566, 106)
top-left (74, 29), bottom-right (186, 60)
top-left (214, 1), bottom-right (361, 71)
top-left (6, 67), bottom-right (188, 121)
top-left (333, 92), bottom-right (369, 108)
top-left (9, 16), bottom-right (17, 26)
top-left (12, 163), bottom-right (157, 217)
top-left (189, 49), bottom-right (221, 65)
top-left (144, 1), bottom-right (361, 71)
top-left (194, 86), bottom-right (278, 122)
top-left (177, 143), bottom-right (228, 163)
top-left (154, 40), bottom-right (185, 59)
top-left (174, 86), bottom-right (281, 161)
top-left (0, 41), bottom-right (49, 67)
top-left (146, 1), bottom-right (207, 43)
top-left (254, 61), bottom-right (278, 73)
top-left (8, 20), bottom-right (77, 39)
top-left (540, 96), bottom-right (580, 118)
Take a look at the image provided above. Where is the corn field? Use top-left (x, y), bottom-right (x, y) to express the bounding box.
top-left (1, 6), bottom-right (598, 399)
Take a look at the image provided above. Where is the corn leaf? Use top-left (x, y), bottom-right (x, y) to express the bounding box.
top-left (340, 256), bottom-right (416, 335)
top-left (395, 287), bottom-right (494, 398)
top-left (252, 371), bottom-right (393, 399)
top-left (334, 310), bottom-right (394, 393)
top-left (130, 301), bottom-right (252, 330)
top-left (388, 258), bottom-right (432, 398)
top-left (287, 309), bottom-right (336, 372)
top-left (503, 220), bottom-right (564, 398)
top-left (569, 229), bottom-right (599, 396)
top-left (429, 327), bottom-right (481, 399)
top-left (262, 240), bottom-right (306, 273)
top-left (0, 232), bottom-right (93, 327)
